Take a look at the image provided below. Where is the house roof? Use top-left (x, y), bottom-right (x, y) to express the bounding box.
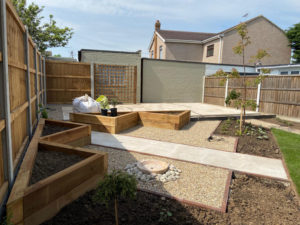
top-left (150, 15), bottom-right (285, 50)
top-left (157, 30), bottom-right (216, 42)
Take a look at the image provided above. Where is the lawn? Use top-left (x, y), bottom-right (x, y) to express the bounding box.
top-left (272, 128), bottom-right (300, 195)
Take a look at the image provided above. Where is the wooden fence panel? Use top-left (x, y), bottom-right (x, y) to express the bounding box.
top-left (203, 77), bottom-right (225, 106)
top-left (0, 0), bottom-right (45, 205)
top-left (204, 75), bottom-right (300, 118)
top-left (46, 60), bottom-right (91, 104)
top-left (227, 77), bottom-right (258, 110)
top-left (7, 1), bottom-right (28, 166)
top-left (0, 131), bottom-right (4, 187)
top-left (260, 76), bottom-right (300, 118)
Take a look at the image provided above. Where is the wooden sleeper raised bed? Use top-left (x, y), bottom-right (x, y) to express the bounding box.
top-left (7, 119), bottom-right (108, 225)
top-left (69, 110), bottom-right (191, 133)
top-left (70, 112), bottom-right (139, 134)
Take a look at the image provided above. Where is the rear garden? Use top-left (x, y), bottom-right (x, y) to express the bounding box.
top-left (6, 102), bottom-right (298, 225)
top-left (1, 1), bottom-right (299, 224)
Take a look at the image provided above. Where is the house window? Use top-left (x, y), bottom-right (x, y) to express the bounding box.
top-left (206, 44), bottom-right (214, 57)
top-left (291, 71), bottom-right (299, 75)
top-left (159, 46), bottom-right (163, 59)
top-left (151, 50), bottom-right (154, 58)
top-left (280, 71), bottom-right (288, 75)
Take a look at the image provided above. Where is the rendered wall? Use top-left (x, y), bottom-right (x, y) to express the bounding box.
top-left (142, 59), bottom-right (206, 103)
top-left (165, 42), bottom-right (203, 62)
top-left (202, 39), bottom-right (221, 63)
top-left (222, 17), bottom-right (291, 66)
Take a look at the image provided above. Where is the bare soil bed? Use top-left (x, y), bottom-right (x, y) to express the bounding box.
top-left (30, 148), bottom-right (83, 185)
top-left (261, 117), bottom-right (300, 130)
top-left (214, 119), bottom-right (282, 158)
top-left (42, 123), bottom-right (72, 136)
top-left (42, 173), bottom-right (300, 225)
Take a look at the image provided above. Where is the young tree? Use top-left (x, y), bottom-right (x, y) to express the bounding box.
top-left (214, 23), bottom-right (269, 134)
top-left (93, 170), bottom-right (137, 225)
top-left (286, 22), bottom-right (300, 63)
top-left (12, 0), bottom-right (73, 54)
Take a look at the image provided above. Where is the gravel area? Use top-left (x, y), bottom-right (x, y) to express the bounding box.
top-left (86, 145), bottom-right (230, 210)
top-left (121, 121), bottom-right (236, 152)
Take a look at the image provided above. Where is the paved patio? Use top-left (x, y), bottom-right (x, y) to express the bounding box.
top-left (47, 103), bottom-right (260, 120)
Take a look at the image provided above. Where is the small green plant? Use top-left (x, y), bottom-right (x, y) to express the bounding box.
top-left (93, 170), bottom-right (137, 225)
top-left (235, 129), bottom-right (242, 136)
top-left (276, 117), bottom-right (292, 126)
top-left (221, 118), bottom-right (232, 134)
top-left (38, 104), bottom-right (48, 119)
top-left (0, 214), bottom-right (13, 225)
top-left (96, 95), bottom-right (110, 109)
top-left (110, 98), bottom-right (119, 108)
top-left (159, 208), bottom-right (173, 223)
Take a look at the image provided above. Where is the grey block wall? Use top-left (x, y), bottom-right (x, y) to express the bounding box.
top-left (142, 59), bottom-right (206, 103)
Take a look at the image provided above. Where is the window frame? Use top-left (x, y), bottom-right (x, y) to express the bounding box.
top-left (206, 44), bottom-right (214, 57)
top-left (159, 46), bottom-right (163, 59)
top-left (280, 71), bottom-right (288, 75)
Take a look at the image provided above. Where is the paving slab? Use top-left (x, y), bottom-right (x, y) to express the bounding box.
top-left (92, 131), bottom-right (288, 181)
top-left (47, 103), bottom-right (261, 121)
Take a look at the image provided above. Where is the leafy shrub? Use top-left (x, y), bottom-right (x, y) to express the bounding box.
top-left (93, 170), bottom-right (137, 225)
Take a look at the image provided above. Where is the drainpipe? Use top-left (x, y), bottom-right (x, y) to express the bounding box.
top-left (218, 34), bottom-right (224, 64)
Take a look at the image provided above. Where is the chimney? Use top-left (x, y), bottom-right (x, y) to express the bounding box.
top-left (155, 20), bottom-right (161, 31)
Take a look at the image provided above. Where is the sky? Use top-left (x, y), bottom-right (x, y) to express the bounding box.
top-left (27, 0), bottom-right (300, 59)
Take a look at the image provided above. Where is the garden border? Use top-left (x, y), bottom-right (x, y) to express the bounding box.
top-left (90, 145), bottom-right (233, 213)
top-left (7, 119), bottom-right (108, 225)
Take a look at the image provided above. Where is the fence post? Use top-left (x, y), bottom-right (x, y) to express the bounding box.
top-left (202, 76), bottom-right (206, 103)
top-left (39, 55), bottom-right (43, 105)
top-left (24, 27), bottom-right (32, 136)
top-left (0, 0), bottom-right (14, 184)
top-left (256, 82), bottom-right (262, 112)
top-left (90, 63), bottom-right (94, 98)
top-left (43, 58), bottom-right (47, 105)
top-left (224, 76), bottom-right (229, 107)
top-left (34, 47), bottom-right (39, 120)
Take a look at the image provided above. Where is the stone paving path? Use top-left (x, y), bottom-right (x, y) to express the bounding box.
top-left (92, 131), bottom-right (288, 181)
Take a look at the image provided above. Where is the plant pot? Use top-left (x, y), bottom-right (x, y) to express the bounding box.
top-left (101, 109), bottom-right (108, 116)
top-left (110, 108), bottom-right (117, 117)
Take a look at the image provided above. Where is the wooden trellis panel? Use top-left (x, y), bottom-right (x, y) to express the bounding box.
top-left (94, 64), bottom-right (137, 103)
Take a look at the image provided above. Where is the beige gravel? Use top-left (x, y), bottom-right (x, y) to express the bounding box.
top-left (86, 145), bottom-right (230, 209)
top-left (121, 121), bottom-right (236, 152)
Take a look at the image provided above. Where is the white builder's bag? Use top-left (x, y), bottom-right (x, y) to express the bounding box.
top-left (72, 94), bottom-right (100, 113)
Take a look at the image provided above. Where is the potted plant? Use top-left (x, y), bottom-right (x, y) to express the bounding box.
top-left (93, 170), bottom-right (137, 225)
top-left (96, 95), bottom-right (110, 116)
top-left (110, 98), bottom-right (119, 117)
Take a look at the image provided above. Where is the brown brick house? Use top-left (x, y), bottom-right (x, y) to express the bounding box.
top-left (148, 16), bottom-right (291, 65)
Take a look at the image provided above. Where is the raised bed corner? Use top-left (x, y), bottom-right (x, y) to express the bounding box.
top-left (70, 112), bottom-right (139, 134)
top-left (7, 119), bottom-right (108, 225)
top-left (138, 110), bottom-right (191, 130)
